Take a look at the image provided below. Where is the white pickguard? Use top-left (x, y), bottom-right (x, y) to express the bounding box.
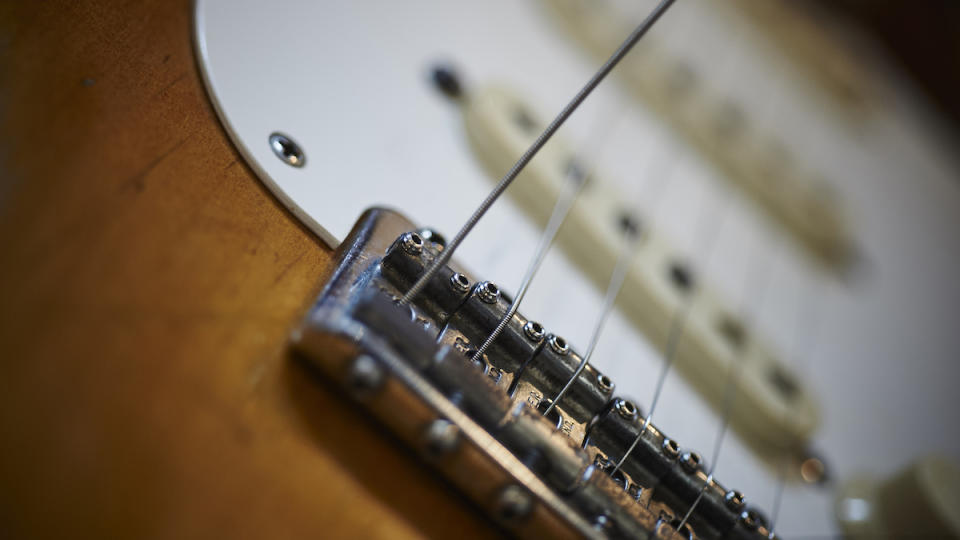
top-left (195, 1), bottom-right (960, 535)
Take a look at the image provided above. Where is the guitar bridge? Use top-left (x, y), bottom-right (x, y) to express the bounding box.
top-left (292, 208), bottom-right (776, 539)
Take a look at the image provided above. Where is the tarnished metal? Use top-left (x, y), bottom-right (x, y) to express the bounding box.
top-left (292, 208), bottom-right (776, 539)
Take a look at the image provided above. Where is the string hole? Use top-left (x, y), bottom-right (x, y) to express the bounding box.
top-left (536, 400), bottom-right (563, 430)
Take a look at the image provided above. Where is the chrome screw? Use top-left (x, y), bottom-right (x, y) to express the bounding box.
top-left (495, 485), bottom-right (533, 523)
top-left (268, 132), bottom-right (306, 168)
top-left (739, 509), bottom-right (760, 531)
top-left (523, 320), bottom-right (545, 342)
top-left (476, 281), bottom-right (500, 304)
top-left (348, 354), bottom-right (384, 394)
top-left (401, 232), bottom-right (424, 255)
top-left (661, 438), bottom-right (680, 460)
top-left (596, 373), bottom-right (614, 393)
top-left (449, 272), bottom-right (470, 293)
top-left (615, 398), bottom-right (638, 420)
top-left (724, 490), bottom-right (745, 512)
top-left (424, 418), bottom-right (460, 456)
top-left (548, 334), bottom-right (569, 355)
top-left (680, 451), bottom-right (702, 473)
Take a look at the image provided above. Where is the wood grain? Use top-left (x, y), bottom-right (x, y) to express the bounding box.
top-left (0, 1), bottom-right (496, 538)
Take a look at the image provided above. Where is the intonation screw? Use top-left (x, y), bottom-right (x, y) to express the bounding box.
top-left (548, 334), bottom-right (569, 355)
top-left (661, 438), bottom-right (680, 460)
top-left (401, 232), bottom-right (424, 255)
top-left (449, 272), bottom-right (470, 293)
top-left (523, 321), bottom-right (545, 342)
top-left (348, 354), bottom-right (384, 395)
top-left (680, 451), bottom-right (702, 473)
top-left (495, 485), bottom-right (533, 524)
top-left (424, 418), bottom-right (460, 457)
top-left (476, 281), bottom-right (500, 304)
top-left (724, 490), bottom-right (746, 512)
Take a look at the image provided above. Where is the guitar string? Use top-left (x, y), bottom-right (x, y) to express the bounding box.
top-left (676, 226), bottom-right (777, 529)
top-left (472, 101), bottom-right (628, 362)
top-left (768, 268), bottom-right (823, 537)
top-left (612, 182), bottom-right (732, 476)
top-left (543, 212), bottom-right (640, 416)
top-left (399, 0), bottom-right (676, 305)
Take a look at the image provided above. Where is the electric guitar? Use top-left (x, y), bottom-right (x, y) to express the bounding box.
top-left (1, 1), bottom-right (958, 538)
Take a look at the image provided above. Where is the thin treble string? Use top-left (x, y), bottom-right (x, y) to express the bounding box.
top-left (544, 218), bottom-right (640, 416)
top-left (613, 186), bottom-right (732, 475)
top-left (767, 268), bottom-right (822, 537)
top-left (677, 227), bottom-right (777, 529)
top-left (473, 101), bottom-right (629, 362)
top-left (400, 0), bottom-right (677, 305)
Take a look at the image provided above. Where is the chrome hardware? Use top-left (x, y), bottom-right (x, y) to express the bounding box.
top-left (476, 281), bottom-right (501, 304)
top-left (292, 208), bottom-right (777, 540)
top-left (449, 272), bottom-right (471, 293)
top-left (523, 320), bottom-right (545, 342)
top-left (725, 490), bottom-right (746, 512)
top-left (548, 334), bottom-right (570, 355)
top-left (615, 398), bottom-right (638, 420)
top-left (401, 231), bottom-right (424, 255)
top-left (268, 132), bottom-right (306, 167)
top-left (680, 451), bottom-right (702, 473)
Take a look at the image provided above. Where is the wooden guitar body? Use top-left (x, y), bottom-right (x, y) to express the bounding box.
top-left (0, 1), bottom-right (493, 537)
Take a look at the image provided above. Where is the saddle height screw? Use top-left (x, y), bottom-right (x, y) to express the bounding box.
top-left (724, 490), bottom-right (746, 512)
top-left (401, 232), bottom-right (424, 255)
top-left (449, 272), bottom-right (471, 293)
top-left (523, 321), bottom-right (545, 342)
top-left (661, 438), bottom-right (680, 460)
top-left (476, 281), bottom-right (500, 304)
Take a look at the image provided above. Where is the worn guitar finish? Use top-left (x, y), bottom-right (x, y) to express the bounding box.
top-left (0, 1), bottom-right (497, 538)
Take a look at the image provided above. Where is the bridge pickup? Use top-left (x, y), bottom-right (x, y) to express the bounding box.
top-left (293, 207), bottom-right (777, 539)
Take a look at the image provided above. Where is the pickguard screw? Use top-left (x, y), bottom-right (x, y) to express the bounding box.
top-left (268, 132), bottom-right (306, 168)
top-left (523, 320), bottom-right (545, 342)
top-left (495, 485), bottom-right (533, 524)
top-left (724, 490), bottom-right (745, 512)
top-left (449, 272), bottom-right (470, 293)
top-left (615, 398), bottom-right (638, 420)
top-left (548, 334), bottom-right (569, 355)
top-left (476, 281), bottom-right (500, 304)
top-left (348, 354), bottom-right (384, 394)
top-left (401, 232), bottom-right (424, 255)
top-left (680, 451), bottom-right (702, 473)
top-left (661, 438), bottom-right (680, 460)
top-left (424, 418), bottom-right (460, 457)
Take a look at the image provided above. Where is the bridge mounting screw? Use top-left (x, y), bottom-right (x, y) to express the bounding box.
top-left (495, 485), bottom-right (533, 524)
top-left (724, 490), bottom-right (745, 512)
top-left (424, 418), bottom-right (460, 456)
top-left (680, 451), bottom-right (702, 473)
top-left (449, 272), bottom-right (470, 293)
top-left (523, 321), bottom-right (545, 342)
top-left (476, 281), bottom-right (500, 304)
top-left (401, 232), bottom-right (424, 255)
top-left (348, 354), bottom-right (384, 394)
top-left (661, 438), bottom-right (680, 460)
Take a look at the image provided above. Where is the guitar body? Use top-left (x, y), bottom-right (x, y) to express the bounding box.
top-left (0, 1), bottom-right (494, 537)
